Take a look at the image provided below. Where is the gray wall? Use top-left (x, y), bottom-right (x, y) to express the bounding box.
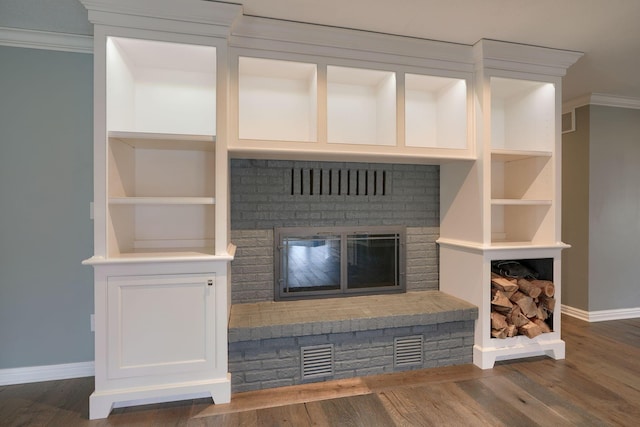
top-left (562, 106), bottom-right (590, 310)
top-left (0, 0), bottom-right (91, 35)
top-left (562, 104), bottom-right (640, 313)
top-left (588, 105), bottom-right (640, 311)
top-left (0, 46), bottom-right (94, 369)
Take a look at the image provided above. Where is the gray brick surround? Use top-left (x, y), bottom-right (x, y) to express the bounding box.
top-left (230, 159), bottom-right (440, 304)
top-left (231, 227), bottom-right (439, 304)
top-left (226, 160), bottom-right (475, 395)
top-left (230, 159), bottom-right (439, 230)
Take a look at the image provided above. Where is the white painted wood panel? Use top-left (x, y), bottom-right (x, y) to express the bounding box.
top-left (107, 274), bottom-right (213, 378)
top-left (239, 57), bottom-right (317, 142)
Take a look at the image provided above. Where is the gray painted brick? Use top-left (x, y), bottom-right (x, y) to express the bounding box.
top-left (276, 367), bottom-right (299, 379)
top-left (244, 349), bottom-right (278, 361)
top-left (261, 337), bottom-right (296, 349)
top-left (229, 318), bottom-right (475, 393)
top-left (259, 379), bottom-right (295, 389)
top-left (297, 334), bottom-right (329, 346)
top-left (245, 370), bottom-right (278, 383)
top-left (438, 338), bottom-right (464, 349)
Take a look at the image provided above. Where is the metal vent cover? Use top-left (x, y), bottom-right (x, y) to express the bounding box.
top-left (562, 110), bottom-right (575, 134)
top-left (394, 335), bottom-right (424, 367)
top-left (290, 167), bottom-right (388, 196)
top-left (301, 344), bottom-right (334, 379)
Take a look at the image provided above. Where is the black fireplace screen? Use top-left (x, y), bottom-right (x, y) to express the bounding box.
top-left (275, 226), bottom-right (405, 299)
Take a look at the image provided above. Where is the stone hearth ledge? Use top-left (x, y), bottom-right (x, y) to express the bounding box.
top-left (228, 291), bottom-right (478, 342)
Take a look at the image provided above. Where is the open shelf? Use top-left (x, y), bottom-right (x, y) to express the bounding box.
top-left (405, 73), bottom-right (467, 149)
top-left (109, 197), bottom-right (215, 205)
top-left (106, 36), bottom-right (216, 135)
top-left (491, 199), bottom-right (551, 206)
top-left (238, 57), bottom-right (317, 142)
top-left (490, 77), bottom-right (555, 152)
top-left (108, 135), bottom-right (215, 199)
top-left (108, 131), bottom-right (215, 151)
top-left (327, 65), bottom-right (396, 146)
top-left (108, 204), bottom-right (215, 257)
top-left (105, 36), bottom-right (218, 259)
top-left (491, 151), bottom-right (552, 201)
top-left (491, 204), bottom-right (553, 245)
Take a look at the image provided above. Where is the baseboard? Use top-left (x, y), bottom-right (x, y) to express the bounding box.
top-left (561, 305), bottom-right (590, 321)
top-left (0, 361), bottom-right (94, 387)
top-left (562, 304), bottom-right (640, 322)
top-left (0, 26), bottom-right (92, 54)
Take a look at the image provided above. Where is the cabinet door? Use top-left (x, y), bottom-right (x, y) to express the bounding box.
top-left (106, 274), bottom-right (216, 379)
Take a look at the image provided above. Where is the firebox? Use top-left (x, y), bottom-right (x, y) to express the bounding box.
top-left (275, 225), bottom-right (405, 300)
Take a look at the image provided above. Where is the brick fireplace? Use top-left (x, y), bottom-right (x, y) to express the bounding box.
top-left (228, 159), bottom-right (477, 392)
top-left (230, 159), bottom-right (440, 304)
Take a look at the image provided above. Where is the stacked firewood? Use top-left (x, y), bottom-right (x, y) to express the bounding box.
top-left (491, 271), bottom-right (556, 339)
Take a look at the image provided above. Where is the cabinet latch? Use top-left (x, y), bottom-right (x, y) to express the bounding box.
top-left (207, 279), bottom-right (213, 286)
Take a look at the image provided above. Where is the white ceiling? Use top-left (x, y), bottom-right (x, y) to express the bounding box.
top-left (1, 0), bottom-right (639, 103)
top-left (237, 0), bottom-right (640, 103)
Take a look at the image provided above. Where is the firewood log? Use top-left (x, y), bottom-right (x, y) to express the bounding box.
top-left (531, 279), bottom-right (555, 297)
top-left (508, 309), bottom-right (530, 328)
top-left (516, 278), bottom-right (542, 298)
top-left (518, 321), bottom-right (543, 339)
top-left (509, 291), bottom-right (538, 318)
top-left (491, 288), bottom-right (513, 311)
top-left (533, 318), bottom-right (552, 333)
top-left (538, 294), bottom-right (556, 312)
top-left (491, 274), bottom-right (519, 292)
top-left (536, 305), bottom-right (548, 320)
top-left (492, 328), bottom-right (508, 339)
top-left (506, 324), bottom-right (517, 337)
top-left (491, 312), bottom-right (509, 330)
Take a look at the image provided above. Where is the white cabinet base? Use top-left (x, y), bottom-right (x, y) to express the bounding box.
top-left (89, 375), bottom-right (230, 420)
top-left (473, 334), bottom-right (565, 369)
top-left (85, 259), bottom-right (232, 420)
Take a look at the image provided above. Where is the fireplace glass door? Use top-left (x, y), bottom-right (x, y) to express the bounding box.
top-left (276, 226), bottom-right (405, 299)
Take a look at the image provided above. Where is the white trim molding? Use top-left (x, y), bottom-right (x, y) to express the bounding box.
top-left (563, 93), bottom-right (640, 113)
top-left (0, 361), bottom-right (94, 387)
top-left (562, 304), bottom-right (640, 322)
top-left (0, 26), bottom-right (93, 54)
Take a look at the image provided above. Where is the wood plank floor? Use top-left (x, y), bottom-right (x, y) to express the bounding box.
top-left (1, 315), bottom-right (639, 426)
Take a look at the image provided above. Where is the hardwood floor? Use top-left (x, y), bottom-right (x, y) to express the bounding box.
top-left (1, 315), bottom-right (639, 426)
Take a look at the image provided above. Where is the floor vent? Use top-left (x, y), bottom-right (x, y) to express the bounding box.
top-left (301, 344), bottom-right (334, 379)
top-left (394, 335), bottom-right (423, 367)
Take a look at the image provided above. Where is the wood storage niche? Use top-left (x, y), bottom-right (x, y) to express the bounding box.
top-left (490, 258), bottom-right (555, 339)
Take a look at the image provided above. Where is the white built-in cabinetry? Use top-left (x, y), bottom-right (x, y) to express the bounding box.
top-left (81, 0), bottom-right (240, 419)
top-left (229, 48), bottom-right (473, 162)
top-left (439, 40), bottom-right (581, 369)
top-left (81, 0), bottom-right (581, 419)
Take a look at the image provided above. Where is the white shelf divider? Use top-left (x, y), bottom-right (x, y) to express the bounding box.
top-left (109, 197), bottom-right (215, 205)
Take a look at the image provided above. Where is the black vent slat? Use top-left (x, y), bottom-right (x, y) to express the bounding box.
top-left (290, 167), bottom-right (388, 196)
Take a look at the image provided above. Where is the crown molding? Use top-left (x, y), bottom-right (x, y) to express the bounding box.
top-left (230, 15), bottom-right (474, 73)
top-left (474, 39), bottom-right (583, 77)
top-left (563, 93), bottom-right (640, 112)
top-left (0, 26), bottom-right (93, 54)
top-left (80, 0), bottom-right (242, 39)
